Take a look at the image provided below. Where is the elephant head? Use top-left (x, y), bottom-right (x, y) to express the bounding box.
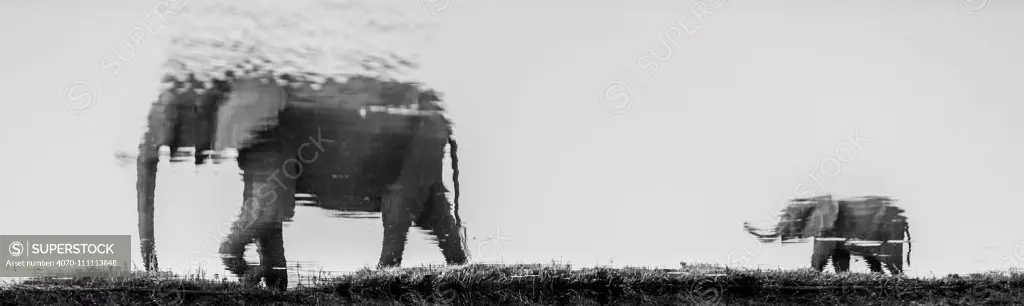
top-left (744, 195), bottom-right (839, 243)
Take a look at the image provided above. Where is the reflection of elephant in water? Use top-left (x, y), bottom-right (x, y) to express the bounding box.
top-left (138, 74), bottom-right (470, 290)
top-left (134, 1), bottom-right (470, 290)
top-left (744, 195), bottom-right (911, 275)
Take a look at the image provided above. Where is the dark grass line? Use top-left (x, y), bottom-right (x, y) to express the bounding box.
top-left (3, 264), bottom-right (1023, 305)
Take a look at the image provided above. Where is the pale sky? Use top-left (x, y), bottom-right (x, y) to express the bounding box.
top-left (1, 0), bottom-right (1023, 280)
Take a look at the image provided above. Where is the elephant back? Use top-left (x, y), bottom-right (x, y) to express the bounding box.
top-left (285, 80), bottom-right (448, 205)
top-left (835, 196), bottom-right (904, 241)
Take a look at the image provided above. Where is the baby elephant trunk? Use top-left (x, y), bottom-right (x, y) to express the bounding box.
top-left (743, 222), bottom-right (781, 243)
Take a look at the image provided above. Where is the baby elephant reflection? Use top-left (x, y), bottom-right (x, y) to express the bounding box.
top-left (744, 195), bottom-right (911, 275)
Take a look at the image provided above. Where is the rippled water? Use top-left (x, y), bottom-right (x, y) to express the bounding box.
top-left (1, 150), bottom-right (1021, 289)
top-left (0, 153), bottom-right (476, 289)
top-left (7, 0), bottom-right (1024, 289)
top-left (38, 154), bottom-right (1024, 284)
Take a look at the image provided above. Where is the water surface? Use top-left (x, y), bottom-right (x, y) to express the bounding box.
top-left (4, 0), bottom-right (1024, 287)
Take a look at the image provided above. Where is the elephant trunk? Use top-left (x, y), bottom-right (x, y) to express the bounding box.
top-left (137, 146), bottom-right (158, 271)
top-left (135, 75), bottom-right (231, 272)
top-left (137, 93), bottom-right (177, 272)
top-left (744, 222), bottom-right (781, 243)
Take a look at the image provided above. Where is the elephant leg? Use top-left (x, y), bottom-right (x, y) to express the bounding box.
top-left (219, 150), bottom-right (297, 286)
top-left (811, 240), bottom-right (839, 272)
top-left (831, 247), bottom-right (851, 273)
top-left (377, 113), bottom-right (451, 268)
top-left (863, 255), bottom-right (884, 273)
top-left (881, 247), bottom-right (904, 275)
top-left (414, 183), bottom-right (468, 265)
top-left (256, 221), bottom-right (287, 290)
top-left (378, 186), bottom-right (429, 268)
top-left (883, 260), bottom-right (903, 275)
top-left (255, 158), bottom-right (298, 290)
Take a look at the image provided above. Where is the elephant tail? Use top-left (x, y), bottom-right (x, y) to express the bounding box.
top-left (905, 220), bottom-right (911, 266)
top-left (448, 134), bottom-right (461, 228)
top-left (449, 133), bottom-right (470, 257)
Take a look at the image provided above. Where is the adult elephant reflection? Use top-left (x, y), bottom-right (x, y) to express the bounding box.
top-left (744, 195), bottom-right (911, 275)
top-left (136, 75), bottom-right (470, 290)
top-left (135, 0), bottom-right (474, 291)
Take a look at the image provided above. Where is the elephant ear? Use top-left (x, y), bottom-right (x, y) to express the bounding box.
top-left (840, 196), bottom-right (893, 240)
top-left (800, 195), bottom-right (838, 238)
top-left (213, 75), bottom-right (290, 151)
